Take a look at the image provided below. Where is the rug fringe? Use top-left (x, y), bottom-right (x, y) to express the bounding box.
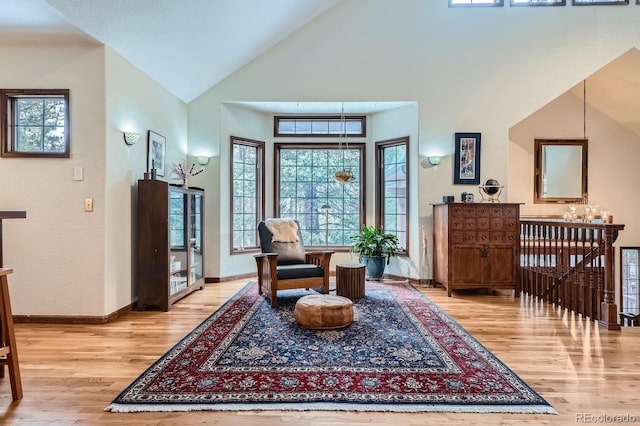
top-left (105, 402), bottom-right (557, 414)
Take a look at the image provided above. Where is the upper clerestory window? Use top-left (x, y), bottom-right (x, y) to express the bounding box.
top-left (511, 0), bottom-right (565, 6)
top-left (449, 0), bottom-right (504, 6)
top-left (274, 116), bottom-right (366, 138)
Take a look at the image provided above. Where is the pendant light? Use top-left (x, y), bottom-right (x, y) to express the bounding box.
top-left (333, 103), bottom-right (354, 183)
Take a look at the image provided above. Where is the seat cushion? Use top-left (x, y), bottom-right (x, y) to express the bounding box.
top-left (294, 295), bottom-right (353, 329)
top-left (276, 264), bottom-right (324, 280)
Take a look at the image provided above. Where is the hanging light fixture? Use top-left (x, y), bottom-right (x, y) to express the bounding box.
top-left (334, 102), bottom-right (354, 183)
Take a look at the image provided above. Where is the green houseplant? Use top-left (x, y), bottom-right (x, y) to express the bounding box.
top-left (349, 225), bottom-right (399, 278)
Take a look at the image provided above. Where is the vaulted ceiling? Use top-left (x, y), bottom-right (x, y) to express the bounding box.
top-left (2, 0), bottom-right (639, 130)
top-left (0, 0), bottom-right (342, 103)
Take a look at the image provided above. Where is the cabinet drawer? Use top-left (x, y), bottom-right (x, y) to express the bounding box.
top-left (490, 218), bottom-right (504, 229)
top-left (477, 217), bottom-right (490, 229)
top-left (491, 231), bottom-right (505, 242)
top-left (505, 232), bottom-right (518, 242)
top-left (490, 205), bottom-right (503, 217)
top-left (463, 206), bottom-right (477, 217)
top-left (503, 205), bottom-right (518, 218)
top-left (451, 218), bottom-right (464, 230)
top-left (464, 232), bottom-right (477, 242)
top-left (451, 205), bottom-right (465, 217)
top-left (478, 231), bottom-right (490, 242)
top-left (452, 231), bottom-right (465, 243)
top-left (477, 205), bottom-right (490, 216)
top-left (504, 218), bottom-right (518, 231)
top-left (464, 218), bottom-right (477, 230)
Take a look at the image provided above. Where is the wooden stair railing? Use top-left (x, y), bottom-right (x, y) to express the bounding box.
top-left (520, 220), bottom-right (624, 330)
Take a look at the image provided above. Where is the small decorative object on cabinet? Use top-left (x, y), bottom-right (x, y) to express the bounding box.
top-left (478, 178), bottom-right (504, 203)
top-left (432, 203), bottom-right (520, 297)
top-left (137, 179), bottom-right (204, 311)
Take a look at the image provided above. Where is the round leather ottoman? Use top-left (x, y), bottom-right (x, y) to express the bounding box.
top-left (294, 294), bottom-right (354, 330)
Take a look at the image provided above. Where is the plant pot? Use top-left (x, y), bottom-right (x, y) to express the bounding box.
top-left (363, 255), bottom-right (386, 279)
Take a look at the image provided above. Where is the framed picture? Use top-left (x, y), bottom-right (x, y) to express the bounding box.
top-left (453, 132), bottom-right (481, 185)
top-left (147, 130), bottom-right (166, 177)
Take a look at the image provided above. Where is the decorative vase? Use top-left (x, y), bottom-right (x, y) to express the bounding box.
top-left (363, 256), bottom-right (386, 279)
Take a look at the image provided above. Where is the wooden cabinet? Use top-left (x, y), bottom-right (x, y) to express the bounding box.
top-left (137, 179), bottom-right (205, 311)
top-left (433, 203), bottom-right (520, 296)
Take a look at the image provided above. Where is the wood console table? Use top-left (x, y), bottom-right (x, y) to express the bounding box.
top-left (0, 211), bottom-right (27, 267)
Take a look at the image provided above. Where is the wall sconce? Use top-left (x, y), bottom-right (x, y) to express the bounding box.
top-left (427, 156), bottom-right (442, 166)
top-left (196, 156), bottom-right (210, 166)
top-left (123, 132), bottom-right (139, 146)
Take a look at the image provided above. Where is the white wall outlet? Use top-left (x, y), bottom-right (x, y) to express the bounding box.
top-left (84, 198), bottom-right (93, 212)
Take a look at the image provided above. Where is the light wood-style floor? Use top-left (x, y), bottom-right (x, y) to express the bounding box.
top-left (1, 279), bottom-right (639, 425)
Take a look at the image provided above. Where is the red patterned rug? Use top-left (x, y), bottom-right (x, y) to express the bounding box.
top-left (106, 281), bottom-right (555, 414)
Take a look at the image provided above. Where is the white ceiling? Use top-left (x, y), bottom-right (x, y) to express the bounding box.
top-left (0, 0), bottom-right (342, 103)
top-left (2, 1), bottom-right (640, 126)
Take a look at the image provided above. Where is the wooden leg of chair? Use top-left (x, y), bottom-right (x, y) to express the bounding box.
top-left (0, 273), bottom-right (22, 400)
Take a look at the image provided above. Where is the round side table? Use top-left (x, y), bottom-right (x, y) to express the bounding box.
top-left (335, 263), bottom-right (366, 300)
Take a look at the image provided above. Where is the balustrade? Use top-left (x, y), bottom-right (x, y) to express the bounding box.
top-left (520, 219), bottom-right (624, 330)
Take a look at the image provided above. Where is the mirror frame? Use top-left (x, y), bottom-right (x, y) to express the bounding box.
top-left (534, 139), bottom-right (588, 204)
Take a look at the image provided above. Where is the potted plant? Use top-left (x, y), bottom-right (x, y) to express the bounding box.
top-left (349, 225), bottom-right (399, 279)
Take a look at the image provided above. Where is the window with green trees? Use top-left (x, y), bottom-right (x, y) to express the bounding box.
top-left (1, 89), bottom-right (70, 158)
top-left (275, 143), bottom-right (365, 248)
top-left (376, 138), bottom-right (408, 254)
top-left (231, 137), bottom-right (264, 253)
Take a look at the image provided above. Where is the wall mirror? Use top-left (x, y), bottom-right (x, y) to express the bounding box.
top-left (534, 139), bottom-right (588, 204)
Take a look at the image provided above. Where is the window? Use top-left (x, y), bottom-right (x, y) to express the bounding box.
top-left (1, 89), bottom-right (70, 158)
top-left (573, 0), bottom-right (628, 4)
top-left (275, 143), bottom-right (365, 248)
top-left (274, 116), bottom-right (366, 137)
top-left (376, 138), bottom-right (409, 254)
top-left (449, 0), bottom-right (504, 6)
top-left (511, 0), bottom-right (565, 5)
top-left (231, 136), bottom-right (264, 253)
top-left (621, 247), bottom-right (639, 316)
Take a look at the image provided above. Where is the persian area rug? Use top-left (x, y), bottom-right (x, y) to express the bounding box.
top-left (106, 281), bottom-right (556, 414)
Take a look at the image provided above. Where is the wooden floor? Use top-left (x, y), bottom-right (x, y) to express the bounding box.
top-left (1, 279), bottom-right (639, 425)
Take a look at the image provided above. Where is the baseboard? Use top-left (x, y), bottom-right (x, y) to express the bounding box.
top-left (14, 302), bottom-right (135, 324)
top-left (205, 272), bottom-right (255, 283)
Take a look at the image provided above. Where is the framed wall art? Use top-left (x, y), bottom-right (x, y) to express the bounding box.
top-left (453, 132), bottom-right (481, 185)
top-left (147, 130), bottom-right (166, 177)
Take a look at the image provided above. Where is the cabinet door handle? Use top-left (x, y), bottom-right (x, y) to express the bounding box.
top-left (481, 246), bottom-right (488, 258)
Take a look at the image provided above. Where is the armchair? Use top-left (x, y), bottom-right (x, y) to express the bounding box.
top-left (255, 219), bottom-right (333, 307)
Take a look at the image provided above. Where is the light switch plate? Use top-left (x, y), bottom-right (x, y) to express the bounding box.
top-left (73, 167), bottom-right (84, 181)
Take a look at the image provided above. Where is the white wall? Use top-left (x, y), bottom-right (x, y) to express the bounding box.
top-left (370, 104), bottom-right (420, 279)
top-left (509, 90), bottom-right (640, 248)
top-left (0, 39), bottom-right (107, 315)
top-left (217, 104), bottom-right (273, 278)
top-left (103, 47), bottom-right (188, 315)
top-left (0, 39), bottom-right (188, 317)
top-left (189, 0), bottom-right (640, 280)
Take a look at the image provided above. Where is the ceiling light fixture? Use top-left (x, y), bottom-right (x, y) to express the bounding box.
top-left (333, 103), bottom-right (354, 183)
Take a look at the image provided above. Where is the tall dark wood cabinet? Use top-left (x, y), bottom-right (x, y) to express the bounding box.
top-left (137, 179), bottom-right (205, 311)
top-left (433, 203), bottom-right (520, 296)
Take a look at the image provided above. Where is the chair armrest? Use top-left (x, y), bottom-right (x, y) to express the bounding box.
top-left (305, 251), bottom-right (334, 268)
top-left (254, 253), bottom-right (278, 282)
top-left (254, 253), bottom-right (278, 265)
